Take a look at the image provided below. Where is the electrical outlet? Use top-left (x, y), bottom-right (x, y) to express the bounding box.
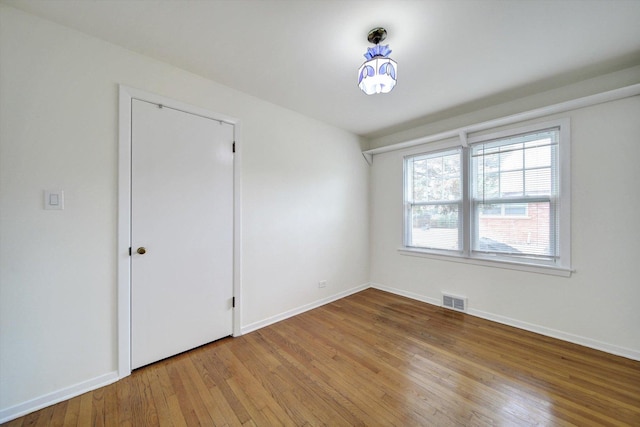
top-left (318, 280), bottom-right (327, 288)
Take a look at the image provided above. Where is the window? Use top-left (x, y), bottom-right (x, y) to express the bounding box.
top-left (403, 120), bottom-right (570, 274)
top-left (404, 148), bottom-right (462, 251)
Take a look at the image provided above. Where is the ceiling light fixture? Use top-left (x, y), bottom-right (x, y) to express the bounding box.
top-left (358, 27), bottom-right (397, 95)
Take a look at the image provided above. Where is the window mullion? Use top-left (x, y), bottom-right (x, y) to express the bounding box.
top-left (462, 146), bottom-right (471, 256)
top-left (403, 158), bottom-right (412, 247)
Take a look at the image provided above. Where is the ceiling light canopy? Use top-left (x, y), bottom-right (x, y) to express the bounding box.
top-left (358, 27), bottom-right (397, 95)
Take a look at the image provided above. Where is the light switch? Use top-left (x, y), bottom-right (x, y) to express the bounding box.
top-left (44, 190), bottom-right (64, 210)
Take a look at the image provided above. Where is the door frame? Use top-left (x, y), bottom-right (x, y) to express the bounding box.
top-left (117, 85), bottom-right (242, 378)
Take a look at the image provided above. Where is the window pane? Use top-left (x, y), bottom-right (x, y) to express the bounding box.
top-left (443, 177), bottom-right (461, 200)
top-left (427, 161), bottom-right (443, 200)
top-left (409, 150), bottom-right (461, 203)
top-left (504, 203), bottom-right (527, 216)
top-left (443, 154), bottom-right (459, 174)
top-left (411, 158), bottom-right (428, 202)
top-left (476, 172), bottom-right (499, 199)
top-left (525, 168), bottom-right (551, 195)
top-left (480, 204), bottom-right (501, 216)
top-left (500, 170), bottom-right (523, 197)
top-left (475, 202), bottom-right (552, 257)
top-left (409, 204), bottom-right (460, 251)
top-left (480, 203), bottom-right (528, 217)
top-left (472, 129), bottom-right (558, 203)
top-left (500, 149), bottom-right (523, 170)
top-left (525, 145), bottom-right (551, 169)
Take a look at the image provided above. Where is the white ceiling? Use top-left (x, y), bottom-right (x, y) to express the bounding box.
top-left (4, 0), bottom-right (640, 137)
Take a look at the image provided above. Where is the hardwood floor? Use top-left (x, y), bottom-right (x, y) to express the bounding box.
top-left (4, 288), bottom-right (640, 426)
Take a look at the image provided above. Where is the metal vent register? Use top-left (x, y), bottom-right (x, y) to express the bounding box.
top-left (442, 294), bottom-right (467, 312)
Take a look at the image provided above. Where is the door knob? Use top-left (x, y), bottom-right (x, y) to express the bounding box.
top-left (137, 247), bottom-right (146, 255)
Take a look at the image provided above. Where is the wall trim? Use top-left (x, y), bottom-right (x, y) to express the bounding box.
top-left (363, 83), bottom-right (640, 159)
top-left (240, 283), bottom-right (370, 335)
top-left (0, 371), bottom-right (118, 424)
top-left (369, 282), bottom-right (640, 361)
top-left (467, 307), bottom-right (640, 361)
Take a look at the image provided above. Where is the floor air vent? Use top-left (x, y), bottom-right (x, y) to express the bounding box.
top-left (442, 294), bottom-right (467, 312)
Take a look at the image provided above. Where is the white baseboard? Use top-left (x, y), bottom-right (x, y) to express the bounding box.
top-left (467, 307), bottom-right (640, 361)
top-left (370, 282), bottom-right (640, 361)
top-left (240, 283), bottom-right (370, 335)
top-left (0, 371), bottom-right (119, 424)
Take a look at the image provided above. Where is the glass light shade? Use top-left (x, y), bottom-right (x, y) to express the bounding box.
top-left (358, 57), bottom-right (397, 95)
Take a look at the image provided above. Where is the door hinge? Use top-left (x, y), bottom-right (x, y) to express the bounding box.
top-left (232, 142), bottom-right (236, 153)
top-left (232, 296), bottom-right (236, 308)
top-left (129, 247), bottom-right (132, 256)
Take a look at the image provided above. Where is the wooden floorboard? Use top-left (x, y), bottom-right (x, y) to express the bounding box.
top-left (4, 288), bottom-right (640, 426)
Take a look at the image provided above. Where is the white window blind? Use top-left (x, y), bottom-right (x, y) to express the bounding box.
top-left (471, 128), bottom-right (559, 259)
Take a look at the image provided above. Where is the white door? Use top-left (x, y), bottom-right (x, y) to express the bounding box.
top-left (131, 99), bottom-right (234, 369)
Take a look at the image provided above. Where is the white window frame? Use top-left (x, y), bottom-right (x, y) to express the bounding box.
top-left (404, 147), bottom-right (464, 252)
top-left (401, 118), bottom-right (571, 277)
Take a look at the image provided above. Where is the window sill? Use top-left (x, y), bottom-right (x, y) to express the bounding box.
top-left (398, 247), bottom-right (573, 277)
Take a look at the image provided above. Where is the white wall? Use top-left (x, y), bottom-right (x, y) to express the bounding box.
top-left (369, 95), bottom-right (640, 359)
top-left (2, 2), bottom-right (638, 421)
top-left (0, 4), bottom-right (369, 416)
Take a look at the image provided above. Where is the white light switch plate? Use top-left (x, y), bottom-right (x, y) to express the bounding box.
top-left (44, 190), bottom-right (64, 210)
